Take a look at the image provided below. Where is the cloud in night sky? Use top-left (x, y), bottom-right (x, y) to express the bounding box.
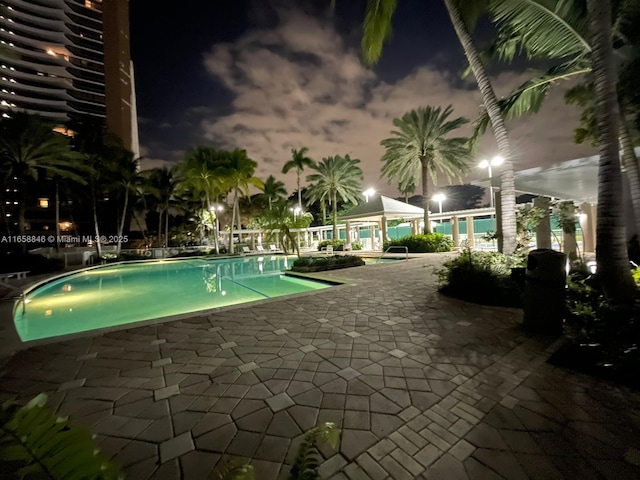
top-left (196, 8), bottom-right (593, 195)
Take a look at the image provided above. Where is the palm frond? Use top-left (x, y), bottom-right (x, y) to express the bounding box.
top-left (0, 394), bottom-right (121, 480)
top-left (288, 423), bottom-right (340, 480)
top-left (457, 0), bottom-right (491, 31)
top-left (380, 105), bottom-right (472, 190)
top-left (488, 0), bottom-right (590, 61)
top-left (472, 57), bottom-right (590, 140)
top-left (215, 462), bottom-right (255, 480)
top-left (362, 0), bottom-right (398, 65)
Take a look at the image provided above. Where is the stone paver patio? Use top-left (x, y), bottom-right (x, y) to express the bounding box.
top-left (1, 255), bottom-right (639, 479)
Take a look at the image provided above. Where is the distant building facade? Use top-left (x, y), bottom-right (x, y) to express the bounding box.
top-left (0, 0), bottom-right (138, 154)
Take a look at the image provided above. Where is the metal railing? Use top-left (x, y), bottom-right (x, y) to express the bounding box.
top-left (378, 246), bottom-right (409, 262)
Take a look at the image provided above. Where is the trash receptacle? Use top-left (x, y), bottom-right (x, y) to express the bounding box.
top-left (523, 248), bottom-right (567, 335)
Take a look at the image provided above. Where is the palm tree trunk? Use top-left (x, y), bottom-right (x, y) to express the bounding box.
top-left (405, 192), bottom-right (409, 203)
top-left (117, 188), bottom-right (129, 255)
top-left (332, 190), bottom-right (338, 241)
top-left (91, 181), bottom-right (102, 257)
top-left (297, 170), bottom-right (302, 210)
top-left (165, 208), bottom-right (169, 249)
top-left (205, 195), bottom-right (219, 254)
top-left (158, 211), bottom-right (163, 247)
top-left (443, 0), bottom-right (517, 254)
top-left (420, 158), bottom-right (431, 234)
top-left (588, 0), bottom-right (635, 303)
top-left (230, 190), bottom-right (238, 254)
top-left (133, 212), bottom-right (148, 245)
top-left (618, 115), bottom-right (640, 238)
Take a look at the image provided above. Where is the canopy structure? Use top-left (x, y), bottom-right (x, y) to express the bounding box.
top-left (339, 195), bottom-right (424, 223)
top-left (473, 147), bottom-right (640, 204)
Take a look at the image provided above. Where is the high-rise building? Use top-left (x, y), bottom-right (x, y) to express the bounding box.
top-left (0, 0), bottom-right (138, 153)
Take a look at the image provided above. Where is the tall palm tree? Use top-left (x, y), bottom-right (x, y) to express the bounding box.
top-left (68, 117), bottom-right (125, 257)
top-left (221, 149), bottom-right (263, 254)
top-left (0, 113), bottom-right (86, 238)
top-left (473, 0), bottom-right (640, 239)
top-left (282, 147), bottom-right (314, 211)
top-left (306, 155), bottom-right (363, 240)
top-left (177, 147), bottom-right (229, 253)
top-left (380, 106), bottom-right (472, 233)
top-left (115, 153), bottom-right (143, 254)
top-left (362, 0), bottom-right (518, 253)
top-left (253, 200), bottom-right (313, 257)
top-left (262, 175), bottom-right (287, 211)
top-left (147, 167), bottom-right (176, 249)
top-left (587, 0), bottom-right (636, 302)
top-left (399, 180), bottom-right (416, 203)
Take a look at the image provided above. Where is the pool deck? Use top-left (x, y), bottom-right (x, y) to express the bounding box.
top-left (0, 254), bottom-right (639, 479)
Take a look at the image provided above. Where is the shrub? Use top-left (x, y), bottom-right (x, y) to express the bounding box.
top-left (436, 249), bottom-right (523, 307)
top-left (317, 239), bottom-right (345, 251)
top-left (553, 272), bottom-right (640, 388)
top-left (216, 422), bottom-right (340, 479)
top-left (292, 255), bottom-right (365, 271)
top-left (383, 233), bottom-right (453, 253)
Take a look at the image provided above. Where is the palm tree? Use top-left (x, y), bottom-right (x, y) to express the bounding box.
top-left (282, 147), bottom-right (314, 211)
top-left (68, 117), bottom-right (127, 257)
top-left (221, 149), bottom-right (263, 254)
top-left (380, 106), bottom-right (472, 233)
top-left (252, 200), bottom-right (313, 257)
top-left (306, 155), bottom-right (363, 240)
top-left (473, 0), bottom-right (640, 239)
top-left (0, 113), bottom-right (86, 238)
top-left (177, 147), bottom-right (229, 253)
top-left (262, 175), bottom-right (287, 211)
top-left (399, 180), bottom-right (416, 203)
top-left (147, 167), bottom-right (176, 249)
top-left (115, 153), bottom-right (143, 254)
top-left (587, 0), bottom-right (636, 302)
top-left (362, 0), bottom-right (518, 253)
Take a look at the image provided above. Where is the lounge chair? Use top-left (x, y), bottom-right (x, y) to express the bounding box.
top-left (242, 246), bottom-right (251, 254)
top-left (269, 244), bottom-right (278, 252)
top-left (0, 271), bottom-right (29, 283)
top-left (256, 245), bottom-right (265, 253)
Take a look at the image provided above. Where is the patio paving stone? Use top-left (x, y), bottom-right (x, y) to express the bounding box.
top-left (1, 254), bottom-right (639, 479)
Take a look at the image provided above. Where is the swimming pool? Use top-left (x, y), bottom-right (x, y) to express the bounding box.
top-left (14, 256), bottom-right (329, 341)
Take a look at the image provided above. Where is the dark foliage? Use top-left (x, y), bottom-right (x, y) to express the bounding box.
top-left (0, 253), bottom-right (64, 274)
top-left (317, 239), bottom-right (362, 251)
top-left (383, 233), bottom-right (453, 253)
top-left (553, 270), bottom-right (640, 389)
top-left (436, 249), bottom-right (523, 307)
top-left (292, 255), bottom-right (365, 271)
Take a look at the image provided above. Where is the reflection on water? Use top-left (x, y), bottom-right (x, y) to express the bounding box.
top-left (15, 256), bottom-right (328, 341)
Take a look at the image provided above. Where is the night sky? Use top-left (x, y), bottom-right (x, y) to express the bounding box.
top-left (130, 0), bottom-right (595, 196)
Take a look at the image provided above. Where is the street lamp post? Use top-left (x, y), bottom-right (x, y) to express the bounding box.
top-left (478, 156), bottom-right (504, 209)
top-left (363, 188), bottom-right (375, 203)
top-left (432, 193), bottom-right (446, 224)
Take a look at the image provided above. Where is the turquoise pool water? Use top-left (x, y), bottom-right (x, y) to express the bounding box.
top-left (14, 256), bottom-right (329, 341)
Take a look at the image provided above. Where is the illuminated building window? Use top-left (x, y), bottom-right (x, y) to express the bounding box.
top-left (38, 198), bottom-right (49, 208)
